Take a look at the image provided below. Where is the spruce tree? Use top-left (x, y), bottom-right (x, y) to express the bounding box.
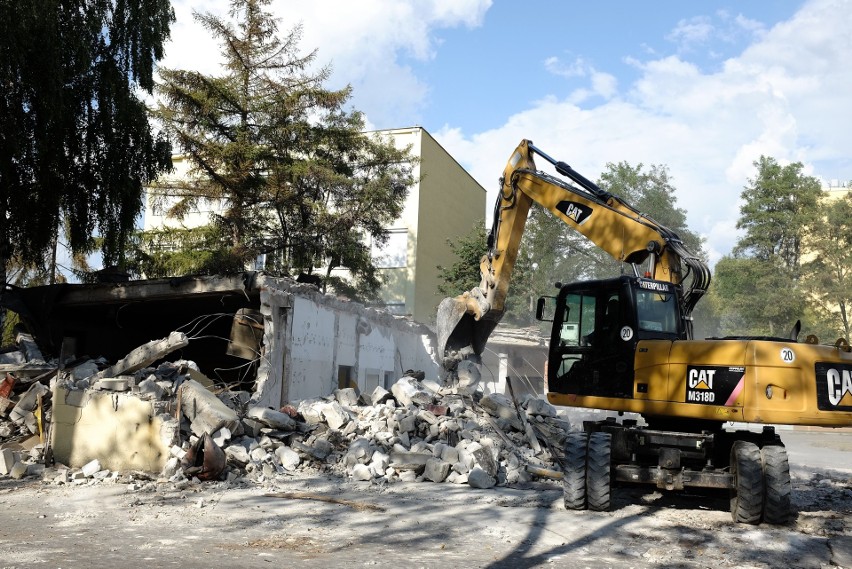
top-left (153, 0), bottom-right (414, 298)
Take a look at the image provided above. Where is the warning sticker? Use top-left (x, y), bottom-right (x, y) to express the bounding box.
top-left (685, 366), bottom-right (745, 406)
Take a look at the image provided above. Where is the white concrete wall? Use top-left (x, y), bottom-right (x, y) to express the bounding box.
top-left (254, 277), bottom-right (440, 406)
top-left (288, 295), bottom-right (338, 402)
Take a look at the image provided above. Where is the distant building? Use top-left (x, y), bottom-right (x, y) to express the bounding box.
top-left (144, 126), bottom-right (486, 326)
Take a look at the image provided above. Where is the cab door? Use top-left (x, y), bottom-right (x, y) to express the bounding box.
top-left (547, 279), bottom-right (635, 398)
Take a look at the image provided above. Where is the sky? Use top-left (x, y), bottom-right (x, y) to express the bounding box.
top-left (159, 0), bottom-right (852, 266)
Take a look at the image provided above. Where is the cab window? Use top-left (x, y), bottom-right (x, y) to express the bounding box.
top-left (636, 289), bottom-right (678, 334)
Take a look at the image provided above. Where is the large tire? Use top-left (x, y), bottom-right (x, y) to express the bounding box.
top-left (562, 432), bottom-right (588, 510)
top-left (762, 445), bottom-right (792, 524)
top-left (730, 440), bottom-right (764, 524)
top-left (586, 432), bottom-right (612, 512)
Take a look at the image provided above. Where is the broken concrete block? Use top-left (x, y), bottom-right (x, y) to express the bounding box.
top-left (163, 457), bottom-right (180, 478)
top-left (81, 459), bottom-right (101, 478)
top-left (370, 385), bottom-right (393, 406)
top-left (70, 360), bottom-right (100, 381)
top-left (399, 470), bottom-right (417, 482)
top-left (370, 450), bottom-right (390, 473)
top-left (391, 377), bottom-right (433, 407)
top-left (0, 448), bottom-right (16, 475)
top-left (275, 446), bottom-right (300, 471)
top-left (10, 461), bottom-right (28, 480)
top-left (225, 445), bottom-right (250, 465)
top-left (311, 438), bottom-right (333, 460)
top-left (137, 377), bottom-right (165, 400)
top-left (446, 471), bottom-right (468, 484)
top-left (212, 427), bottom-right (232, 447)
top-left (351, 463), bottom-right (372, 481)
top-left (96, 377), bottom-right (130, 391)
top-left (467, 466), bottom-right (496, 489)
top-left (389, 450), bottom-right (432, 471)
top-left (296, 399), bottom-right (325, 425)
top-left (241, 418), bottom-right (264, 438)
top-left (246, 407), bottom-right (296, 431)
top-left (526, 398), bottom-right (557, 417)
top-left (250, 447), bottom-right (268, 462)
top-left (179, 379), bottom-right (240, 436)
top-left (424, 458), bottom-right (450, 483)
top-left (9, 382), bottom-right (48, 424)
top-left (479, 393), bottom-right (523, 431)
top-left (398, 414), bottom-right (417, 433)
top-left (417, 409), bottom-right (438, 425)
top-left (456, 360), bottom-right (481, 389)
top-left (334, 388), bottom-right (359, 408)
top-left (96, 332), bottom-right (189, 380)
top-left (0, 351), bottom-right (25, 365)
top-left (16, 332), bottom-right (45, 363)
top-left (440, 445), bottom-right (460, 465)
top-left (320, 402), bottom-right (351, 430)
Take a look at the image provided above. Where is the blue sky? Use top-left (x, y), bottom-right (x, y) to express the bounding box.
top-left (162, 0), bottom-right (852, 265)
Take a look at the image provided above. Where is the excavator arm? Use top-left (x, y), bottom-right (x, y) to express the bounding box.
top-left (437, 139), bottom-right (710, 366)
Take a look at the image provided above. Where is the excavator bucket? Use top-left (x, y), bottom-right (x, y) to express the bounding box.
top-left (436, 294), bottom-right (498, 367)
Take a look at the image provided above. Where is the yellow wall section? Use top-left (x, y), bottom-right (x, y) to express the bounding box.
top-left (51, 386), bottom-right (169, 471)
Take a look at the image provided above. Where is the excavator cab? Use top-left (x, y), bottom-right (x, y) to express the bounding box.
top-left (540, 275), bottom-right (686, 399)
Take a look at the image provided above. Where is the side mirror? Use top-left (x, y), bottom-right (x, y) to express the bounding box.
top-left (536, 296), bottom-right (556, 321)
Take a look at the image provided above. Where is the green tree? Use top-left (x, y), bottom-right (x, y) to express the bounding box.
top-left (710, 156), bottom-right (823, 338)
top-left (0, 0), bottom-right (174, 286)
top-left (436, 221), bottom-right (487, 299)
top-left (735, 156), bottom-right (822, 277)
top-left (153, 0), bottom-right (414, 299)
top-left (436, 220), bottom-right (534, 326)
top-left (707, 255), bottom-right (805, 337)
top-left (802, 193), bottom-right (852, 341)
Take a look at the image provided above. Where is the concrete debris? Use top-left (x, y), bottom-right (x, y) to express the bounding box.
top-left (179, 379), bottom-right (241, 437)
top-left (1, 330), bottom-right (575, 497)
top-left (95, 332), bottom-right (189, 380)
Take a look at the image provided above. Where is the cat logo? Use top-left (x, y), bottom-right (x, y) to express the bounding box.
top-left (685, 366), bottom-right (744, 406)
top-left (688, 368), bottom-right (715, 390)
top-left (826, 368), bottom-right (852, 406)
top-left (555, 201), bottom-right (593, 226)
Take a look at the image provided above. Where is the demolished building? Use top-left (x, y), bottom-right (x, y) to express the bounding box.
top-left (0, 272), bottom-right (575, 487)
top-left (2, 271), bottom-right (440, 407)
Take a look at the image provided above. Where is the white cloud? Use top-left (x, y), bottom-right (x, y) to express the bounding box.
top-left (437, 0), bottom-right (852, 268)
top-left (159, 0), bottom-right (492, 127)
top-left (544, 56), bottom-right (587, 78)
top-left (157, 0), bottom-right (852, 271)
top-left (667, 16), bottom-right (715, 49)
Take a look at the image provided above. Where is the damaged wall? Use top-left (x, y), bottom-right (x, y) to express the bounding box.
top-left (51, 385), bottom-right (173, 471)
top-left (254, 277), bottom-right (439, 408)
top-left (4, 272), bottom-right (440, 410)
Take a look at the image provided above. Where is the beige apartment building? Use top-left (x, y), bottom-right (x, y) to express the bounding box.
top-left (144, 126), bottom-right (486, 326)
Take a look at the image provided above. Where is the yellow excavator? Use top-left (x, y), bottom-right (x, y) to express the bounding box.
top-left (437, 139), bottom-right (852, 524)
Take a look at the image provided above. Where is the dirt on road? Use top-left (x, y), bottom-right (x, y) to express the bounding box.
top-left (0, 430), bottom-right (850, 569)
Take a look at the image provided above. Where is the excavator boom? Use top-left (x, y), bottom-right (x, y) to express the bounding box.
top-left (437, 139), bottom-right (710, 366)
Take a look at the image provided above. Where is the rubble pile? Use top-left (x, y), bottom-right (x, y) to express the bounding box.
top-left (1, 331), bottom-right (573, 489)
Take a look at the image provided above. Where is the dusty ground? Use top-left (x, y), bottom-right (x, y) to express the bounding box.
top-left (1, 429), bottom-right (850, 569)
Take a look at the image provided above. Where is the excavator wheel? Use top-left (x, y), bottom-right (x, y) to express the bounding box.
top-left (586, 432), bottom-right (612, 512)
top-left (761, 445), bottom-right (792, 524)
top-left (562, 432), bottom-right (588, 510)
top-left (730, 441), bottom-right (764, 524)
